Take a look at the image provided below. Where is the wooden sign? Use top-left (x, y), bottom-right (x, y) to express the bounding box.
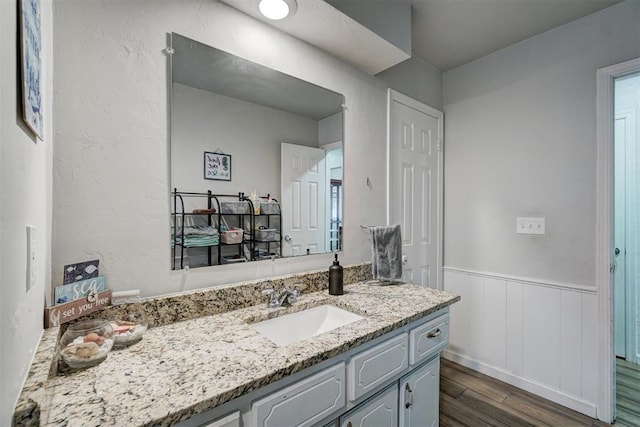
top-left (44, 290), bottom-right (112, 328)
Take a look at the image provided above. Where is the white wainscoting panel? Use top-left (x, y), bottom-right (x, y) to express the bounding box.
top-left (523, 284), bottom-right (561, 389)
top-left (505, 281), bottom-right (524, 376)
top-left (581, 292), bottom-right (598, 405)
top-left (560, 289), bottom-right (582, 399)
top-left (482, 277), bottom-right (507, 368)
top-left (443, 267), bottom-right (598, 417)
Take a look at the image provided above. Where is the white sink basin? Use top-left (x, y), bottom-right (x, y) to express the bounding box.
top-left (251, 304), bottom-right (364, 347)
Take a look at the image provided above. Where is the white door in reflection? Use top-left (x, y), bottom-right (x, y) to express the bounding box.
top-left (281, 143), bottom-right (327, 257)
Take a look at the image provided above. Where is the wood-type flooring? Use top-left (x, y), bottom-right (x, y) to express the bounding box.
top-left (616, 358), bottom-right (640, 427)
top-left (440, 358), bottom-right (611, 426)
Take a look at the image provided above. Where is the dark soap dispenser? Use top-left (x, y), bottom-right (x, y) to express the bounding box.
top-left (329, 253), bottom-right (343, 295)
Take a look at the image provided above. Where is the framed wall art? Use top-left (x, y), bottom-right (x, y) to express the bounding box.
top-left (20, 0), bottom-right (43, 139)
top-left (204, 151), bottom-right (231, 181)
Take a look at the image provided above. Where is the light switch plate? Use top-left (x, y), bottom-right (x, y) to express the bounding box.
top-left (516, 217), bottom-right (545, 235)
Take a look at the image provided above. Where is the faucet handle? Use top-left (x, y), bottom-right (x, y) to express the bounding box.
top-left (290, 284), bottom-right (301, 297)
top-left (286, 285), bottom-right (301, 304)
top-left (262, 289), bottom-right (278, 307)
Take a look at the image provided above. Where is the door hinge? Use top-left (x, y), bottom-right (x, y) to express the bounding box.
top-left (436, 139), bottom-right (442, 151)
top-left (610, 263), bottom-right (616, 273)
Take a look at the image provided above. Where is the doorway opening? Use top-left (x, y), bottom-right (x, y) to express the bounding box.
top-left (596, 57), bottom-right (640, 424)
top-left (613, 71), bottom-right (640, 426)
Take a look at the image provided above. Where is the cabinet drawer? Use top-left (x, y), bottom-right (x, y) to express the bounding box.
top-left (340, 384), bottom-right (398, 427)
top-left (251, 363), bottom-right (346, 427)
top-left (347, 333), bottom-right (408, 401)
top-left (200, 411), bottom-right (240, 427)
top-left (409, 314), bottom-right (449, 365)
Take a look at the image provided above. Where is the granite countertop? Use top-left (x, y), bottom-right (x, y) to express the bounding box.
top-left (18, 280), bottom-right (459, 426)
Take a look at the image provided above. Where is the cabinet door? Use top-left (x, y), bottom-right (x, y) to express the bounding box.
top-left (251, 363), bottom-right (345, 427)
top-left (340, 385), bottom-right (398, 427)
top-left (399, 356), bottom-right (439, 427)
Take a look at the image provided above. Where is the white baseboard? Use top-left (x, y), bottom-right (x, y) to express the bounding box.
top-left (442, 350), bottom-right (597, 418)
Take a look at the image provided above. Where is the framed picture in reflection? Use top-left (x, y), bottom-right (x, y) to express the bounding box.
top-left (204, 151), bottom-right (231, 181)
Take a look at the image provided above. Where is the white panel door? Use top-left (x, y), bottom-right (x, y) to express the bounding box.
top-left (281, 143), bottom-right (327, 257)
top-left (389, 92), bottom-right (442, 288)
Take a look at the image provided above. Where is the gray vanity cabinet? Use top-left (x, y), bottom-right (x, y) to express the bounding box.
top-left (179, 309), bottom-right (450, 427)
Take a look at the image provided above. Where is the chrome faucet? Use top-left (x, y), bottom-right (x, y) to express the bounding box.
top-left (262, 286), bottom-right (300, 308)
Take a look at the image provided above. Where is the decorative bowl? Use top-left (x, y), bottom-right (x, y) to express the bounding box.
top-left (111, 311), bottom-right (148, 348)
top-left (59, 319), bottom-right (114, 368)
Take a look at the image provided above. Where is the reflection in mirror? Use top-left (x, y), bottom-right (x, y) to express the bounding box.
top-left (170, 33), bottom-right (344, 270)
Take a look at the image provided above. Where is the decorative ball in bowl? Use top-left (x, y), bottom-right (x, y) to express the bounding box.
top-left (59, 319), bottom-right (114, 368)
top-left (110, 312), bottom-right (147, 348)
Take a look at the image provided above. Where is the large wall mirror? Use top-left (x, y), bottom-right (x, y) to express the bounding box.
top-left (170, 33), bottom-right (345, 270)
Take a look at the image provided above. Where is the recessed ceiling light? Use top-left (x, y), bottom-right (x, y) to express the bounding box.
top-left (258, 0), bottom-right (297, 20)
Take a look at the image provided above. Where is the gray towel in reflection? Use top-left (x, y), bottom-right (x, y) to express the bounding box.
top-left (370, 224), bottom-right (402, 281)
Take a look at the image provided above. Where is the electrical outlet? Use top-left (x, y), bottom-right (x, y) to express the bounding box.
top-left (26, 226), bottom-right (36, 291)
top-left (516, 217), bottom-right (545, 235)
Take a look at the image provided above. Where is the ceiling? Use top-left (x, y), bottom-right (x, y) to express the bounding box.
top-left (171, 33), bottom-right (344, 120)
top-left (221, 0), bottom-right (625, 74)
top-left (410, 0), bottom-right (624, 71)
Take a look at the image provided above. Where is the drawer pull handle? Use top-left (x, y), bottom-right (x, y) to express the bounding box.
top-left (405, 383), bottom-right (413, 408)
top-left (427, 328), bottom-right (441, 339)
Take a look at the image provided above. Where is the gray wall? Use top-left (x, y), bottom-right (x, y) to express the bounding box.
top-left (51, 0), bottom-right (389, 295)
top-left (442, 0), bottom-right (640, 286)
top-left (171, 84), bottom-right (319, 201)
top-left (377, 56), bottom-right (443, 110)
top-left (1, 1), bottom-right (53, 423)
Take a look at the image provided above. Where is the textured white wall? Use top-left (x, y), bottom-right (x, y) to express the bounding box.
top-left (171, 83), bottom-right (318, 202)
top-left (443, 0), bottom-right (640, 286)
top-left (0, 0), bottom-right (53, 422)
top-left (326, 0), bottom-right (412, 55)
top-left (52, 0), bottom-right (389, 296)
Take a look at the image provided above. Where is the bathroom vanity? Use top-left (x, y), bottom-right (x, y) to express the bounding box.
top-left (14, 265), bottom-right (459, 426)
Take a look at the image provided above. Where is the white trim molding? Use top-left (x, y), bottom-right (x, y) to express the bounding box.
top-left (443, 266), bottom-right (597, 294)
top-left (442, 350), bottom-right (598, 417)
top-left (596, 57), bottom-right (640, 423)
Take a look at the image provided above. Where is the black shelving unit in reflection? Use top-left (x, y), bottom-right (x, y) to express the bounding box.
top-left (171, 190), bottom-right (282, 270)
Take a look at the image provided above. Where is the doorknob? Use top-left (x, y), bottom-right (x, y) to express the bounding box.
top-left (284, 235), bottom-right (292, 242)
top-left (615, 247), bottom-right (620, 256)
top-left (402, 255), bottom-right (408, 265)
